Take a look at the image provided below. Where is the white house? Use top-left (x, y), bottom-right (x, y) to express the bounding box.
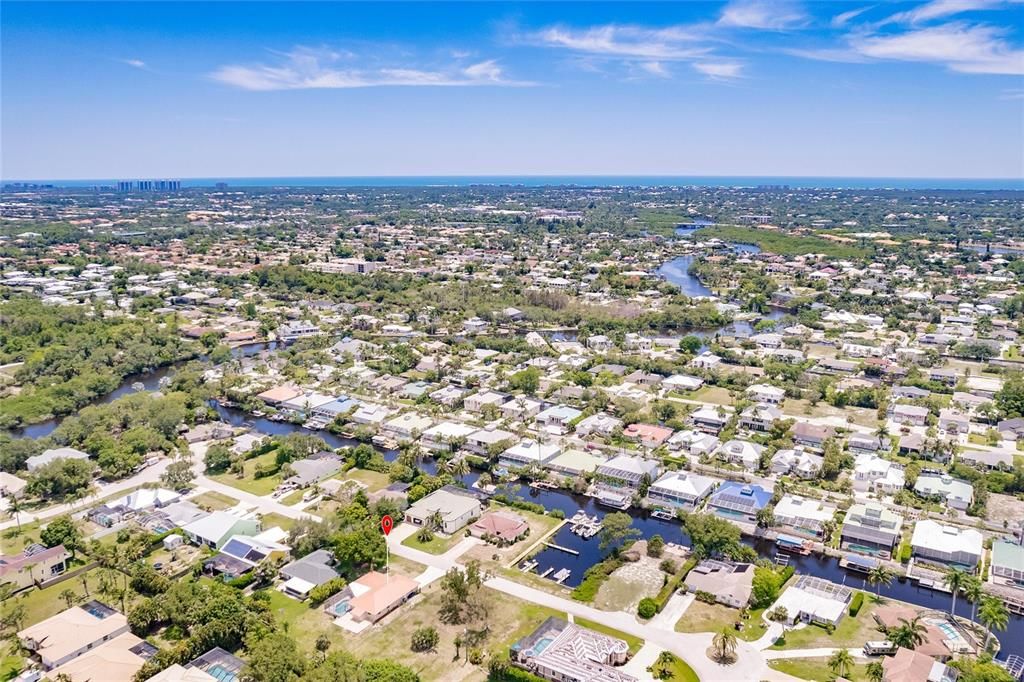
top-left (646, 471), bottom-right (717, 510)
top-left (910, 520), bottom-right (983, 568)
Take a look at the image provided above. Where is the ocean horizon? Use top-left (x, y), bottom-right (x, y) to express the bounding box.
top-left (5, 175), bottom-right (1023, 191)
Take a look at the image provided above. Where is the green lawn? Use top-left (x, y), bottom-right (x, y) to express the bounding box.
top-left (675, 601), bottom-right (768, 642)
top-left (259, 512), bottom-right (297, 532)
top-left (650, 655), bottom-right (700, 682)
top-left (770, 602), bottom-right (881, 651)
top-left (343, 468), bottom-right (391, 492)
top-left (13, 566), bottom-right (140, 628)
top-left (1, 655), bottom-right (23, 682)
top-left (401, 530), bottom-right (464, 555)
top-left (769, 656), bottom-right (869, 681)
top-left (209, 452), bottom-right (282, 496)
top-left (192, 490), bottom-right (239, 510)
top-left (574, 616), bottom-right (644, 656)
top-left (280, 488), bottom-right (306, 506)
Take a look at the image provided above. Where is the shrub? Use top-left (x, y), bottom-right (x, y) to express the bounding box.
top-left (549, 509), bottom-right (565, 520)
top-left (768, 606), bottom-right (789, 622)
top-left (647, 534), bottom-right (665, 558)
top-left (659, 559), bottom-right (677, 575)
top-left (637, 598), bottom-right (658, 619)
top-left (572, 556), bottom-right (626, 602)
top-left (849, 591), bottom-right (864, 617)
top-left (779, 565), bottom-right (795, 584)
top-left (411, 626), bottom-right (439, 652)
top-left (309, 577), bottom-right (347, 606)
top-left (695, 590), bottom-right (718, 604)
top-left (228, 573), bottom-right (255, 589)
top-left (468, 648), bottom-right (485, 665)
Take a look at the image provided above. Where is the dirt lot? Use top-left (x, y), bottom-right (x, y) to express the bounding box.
top-left (987, 493), bottom-right (1024, 530)
top-left (594, 554), bottom-right (665, 613)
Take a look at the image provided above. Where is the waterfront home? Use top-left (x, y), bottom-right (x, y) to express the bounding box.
top-left (382, 412), bottom-right (435, 443)
top-left (18, 600), bottom-right (131, 670)
top-left (773, 495), bottom-right (836, 539)
top-left (544, 449), bottom-right (607, 478)
top-left (717, 439), bottom-right (765, 471)
top-left (990, 540), bottom-right (1024, 590)
top-left (575, 413), bottom-right (623, 439)
top-left (910, 520), bottom-right (983, 568)
top-left (25, 446), bottom-right (91, 472)
top-left (706, 482), bottom-right (771, 524)
top-left (914, 473), bottom-right (973, 511)
top-left (646, 470), bottom-right (717, 510)
top-left (47, 631), bottom-right (154, 682)
top-left (771, 575), bottom-right (853, 627)
top-left (277, 320), bottom-right (323, 343)
top-left (465, 426), bottom-right (516, 456)
top-left (469, 510), bottom-right (529, 545)
top-left (586, 334), bottom-right (613, 351)
top-left (667, 430), bottom-right (719, 457)
top-left (684, 560), bottom-right (754, 608)
top-left (852, 453), bottom-right (905, 494)
top-left (841, 503), bottom-right (903, 558)
top-left (622, 422), bottom-right (674, 449)
top-left (510, 616), bottom-right (633, 682)
top-left (279, 549), bottom-right (341, 600)
top-left (311, 397), bottom-right (359, 422)
top-left (182, 512), bottom-right (261, 550)
top-left (350, 402), bottom-right (392, 426)
top-left (738, 404), bottom-right (782, 433)
top-left (256, 385), bottom-right (303, 407)
top-left (770, 447), bottom-right (823, 479)
top-left (420, 421), bottom-right (477, 453)
top-left (596, 454), bottom-right (660, 489)
top-left (535, 404), bottom-right (583, 434)
top-left (404, 488), bottom-right (482, 534)
top-left (747, 383), bottom-right (785, 405)
top-left (0, 544), bottom-right (70, 589)
top-left (500, 440), bottom-right (560, 469)
top-left (881, 647), bottom-right (958, 682)
top-left (279, 391), bottom-right (336, 415)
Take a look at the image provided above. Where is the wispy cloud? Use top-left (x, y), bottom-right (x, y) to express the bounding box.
top-left (210, 46), bottom-right (530, 91)
top-left (692, 61), bottom-right (745, 79)
top-left (885, 0), bottom-right (1005, 25)
top-left (121, 58), bottom-right (147, 69)
top-left (717, 0), bottom-right (806, 30)
top-left (1000, 87), bottom-right (1024, 99)
top-left (638, 61), bottom-right (671, 77)
top-left (533, 24), bottom-right (708, 60)
top-left (831, 6), bottom-right (874, 28)
top-left (852, 22), bottom-right (1024, 74)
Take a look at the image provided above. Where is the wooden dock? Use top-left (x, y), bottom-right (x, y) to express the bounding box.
top-left (544, 542), bottom-right (580, 556)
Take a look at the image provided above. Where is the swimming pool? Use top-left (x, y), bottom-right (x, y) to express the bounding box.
top-left (928, 619), bottom-right (964, 642)
top-left (328, 599), bottom-right (351, 616)
top-left (529, 637), bottom-right (553, 656)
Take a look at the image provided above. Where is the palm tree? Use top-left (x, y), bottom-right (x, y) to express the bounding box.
top-left (867, 565), bottom-right (894, 601)
top-left (712, 627), bottom-right (737, 662)
top-left (446, 456), bottom-right (470, 478)
top-left (828, 648), bottom-right (854, 679)
top-left (979, 595), bottom-right (1009, 653)
top-left (944, 566), bottom-right (968, 619)
top-left (866, 660), bottom-right (884, 682)
top-left (58, 589), bottom-right (78, 609)
top-left (885, 616), bottom-right (927, 649)
top-left (962, 574), bottom-right (984, 625)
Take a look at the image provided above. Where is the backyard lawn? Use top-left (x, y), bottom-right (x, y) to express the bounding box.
top-left (770, 602), bottom-right (883, 651)
top-left (259, 512), bottom-right (297, 532)
top-left (11, 566), bottom-right (140, 627)
top-left (649, 653), bottom-right (700, 682)
top-left (675, 601), bottom-right (768, 642)
top-left (343, 468), bottom-right (391, 492)
top-left (769, 656), bottom-right (869, 681)
top-left (401, 529), bottom-right (464, 555)
top-left (192, 490), bottom-right (239, 510)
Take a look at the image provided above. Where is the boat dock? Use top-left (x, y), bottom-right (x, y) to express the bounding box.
top-left (529, 481), bottom-right (559, 490)
top-left (553, 568), bottom-right (572, 584)
top-left (651, 509), bottom-right (676, 521)
top-left (568, 511), bottom-right (603, 538)
top-left (544, 542), bottom-right (580, 556)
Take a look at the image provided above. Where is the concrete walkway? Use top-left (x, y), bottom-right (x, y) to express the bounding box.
top-left (648, 592), bottom-right (693, 631)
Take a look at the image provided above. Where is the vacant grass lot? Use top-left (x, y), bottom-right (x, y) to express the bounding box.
top-left (209, 452), bottom-right (281, 496)
top-left (401, 530), bottom-right (464, 555)
top-left (675, 601), bottom-right (768, 642)
top-left (769, 656), bottom-right (869, 681)
top-left (192, 490), bottom-right (239, 510)
top-left (342, 468), bottom-right (391, 492)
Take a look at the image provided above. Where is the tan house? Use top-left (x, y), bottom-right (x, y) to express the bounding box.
top-left (0, 544), bottom-right (69, 589)
top-left (18, 601), bottom-right (130, 670)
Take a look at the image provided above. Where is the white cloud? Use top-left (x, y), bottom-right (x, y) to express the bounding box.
top-left (886, 0), bottom-right (1003, 24)
top-left (718, 0), bottom-right (805, 29)
top-left (210, 47), bottom-right (530, 90)
top-left (853, 22), bottom-right (1024, 74)
top-left (122, 59), bottom-right (147, 69)
top-left (693, 61), bottom-right (745, 79)
top-left (534, 24), bottom-right (709, 60)
top-left (639, 61), bottom-right (671, 77)
top-left (831, 6), bottom-right (874, 28)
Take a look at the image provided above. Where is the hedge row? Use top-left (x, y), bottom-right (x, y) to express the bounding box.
top-left (849, 591), bottom-right (864, 617)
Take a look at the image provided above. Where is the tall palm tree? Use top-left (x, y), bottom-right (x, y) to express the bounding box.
top-left (867, 565), bottom-right (894, 601)
top-left (962, 574), bottom-right (984, 625)
top-left (828, 648), bottom-right (854, 679)
top-left (886, 616), bottom-right (927, 649)
top-left (445, 456), bottom-right (470, 478)
top-left (866, 660), bottom-right (884, 682)
top-left (945, 566), bottom-right (968, 619)
top-left (979, 596), bottom-right (1009, 653)
top-left (712, 627), bottom-right (738, 662)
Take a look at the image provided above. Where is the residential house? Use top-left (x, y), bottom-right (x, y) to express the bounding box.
top-left (544, 449), bottom-right (607, 478)
top-left (852, 453), bottom-right (905, 494)
top-left (914, 473), bottom-right (973, 511)
top-left (990, 540), bottom-right (1024, 590)
top-left (738, 404), bottom-right (782, 433)
top-left (690, 406), bottom-right (729, 434)
top-left (420, 421), bottom-right (477, 453)
top-left (465, 426), bottom-right (516, 456)
top-left (771, 447), bottom-right (823, 479)
top-left (910, 520), bottom-right (983, 568)
top-left (182, 512), bottom-right (261, 549)
top-left (596, 455), bottom-right (661, 489)
top-left (771, 576), bottom-right (852, 627)
top-left (535, 405), bottom-right (583, 435)
top-left (841, 503), bottom-right (903, 558)
top-left (792, 423), bottom-right (834, 452)
top-left (25, 447), bottom-right (91, 472)
top-left (279, 549), bottom-right (341, 600)
top-left (0, 544), bottom-right (70, 589)
top-left (18, 601), bottom-right (131, 670)
top-left (717, 439), bottom-right (765, 471)
top-left (646, 471), bottom-right (717, 510)
top-left (621, 423), bottom-right (674, 449)
top-left (707, 482), bottom-right (772, 524)
top-left (684, 560), bottom-right (754, 608)
top-left (938, 409), bottom-right (970, 435)
top-left (382, 413), bottom-right (435, 443)
top-left (469, 511), bottom-right (529, 545)
top-left (773, 495), bottom-right (836, 539)
top-left (889, 404), bottom-right (929, 427)
top-left (326, 571), bottom-right (420, 623)
top-left (500, 440), bottom-right (561, 469)
top-left (464, 390), bottom-right (508, 413)
top-left (881, 648), bottom-right (958, 682)
top-left (510, 617), bottom-right (633, 682)
top-left (404, 488), bottom-right (482, 534)
top-left (747, 384), bottom-right (785, 405)
top-left (501, 396), bottom-right (543, 421)
top-left (575, 413), bottom-right (623, 439)
top-left (667, 430), bottom-right (720, 457)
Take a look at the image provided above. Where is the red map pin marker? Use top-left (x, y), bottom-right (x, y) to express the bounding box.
top-left (381, 515), bottom-right (394, 536)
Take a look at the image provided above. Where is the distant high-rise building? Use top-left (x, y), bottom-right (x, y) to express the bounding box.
top-left (116, 179), bottom-right (181, 192)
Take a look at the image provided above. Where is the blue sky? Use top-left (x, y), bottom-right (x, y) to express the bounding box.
top-left (2, 1), bottom-right (1022, 180)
